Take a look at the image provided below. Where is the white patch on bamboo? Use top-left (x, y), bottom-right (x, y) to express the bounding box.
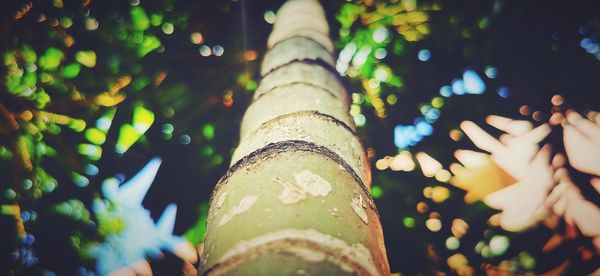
top-left (272, 171), bottom-right (331, 205)
top-left (294, 170), bottom-right (331, 196)
top-left (286, 247), bottom-right (326, 262)
top-left (219, 195), bottom-right (258, 226)
top-left (273, 177), bottom-right (307, 204)
top-left (216, 191), bottom-right (228, 209)
top-left (329, 207), bottom-right (339, 217)
top-left (351, 195), bottom-right (369, 224)
top-left (215, 228), bottom-right (380, 276)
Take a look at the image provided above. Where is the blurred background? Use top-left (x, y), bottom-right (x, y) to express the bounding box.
top-left (1, 0), bottom-right (599, 274)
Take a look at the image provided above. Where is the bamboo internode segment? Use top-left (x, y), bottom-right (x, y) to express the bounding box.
top-left (200, 0), bottom-right (390, 275)
top-left (203, 141), bottom-right (387, 275)
top-left (267, 0), bottom-right (334, 53)
top-left (235, 111), bottom-right (370, 186)
top-left (241, 82), bottom-right (355, 138)
top-left (254, 62), bottom-right (351, 106)
top-left (261, 36), bottom-right (335, 76)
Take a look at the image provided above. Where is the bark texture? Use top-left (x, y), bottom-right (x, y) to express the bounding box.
top-left (199, 0), bottom-right (390, 275)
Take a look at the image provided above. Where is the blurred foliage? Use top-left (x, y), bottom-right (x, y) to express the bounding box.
top-left (1, 0), bottom-right (256, 273)
top-left (2, 0), bottom-right (600, 274)
top-left (339, 0), bottom-right (600, 275)
top-left (336, 0), bottom-right (436, 118)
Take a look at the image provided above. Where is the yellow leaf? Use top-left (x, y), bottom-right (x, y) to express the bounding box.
top-left (95, 92), bottom-right (126, 107)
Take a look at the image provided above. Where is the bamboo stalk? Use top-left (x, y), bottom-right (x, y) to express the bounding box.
top-left (199, 1), bottom-right (390, 274)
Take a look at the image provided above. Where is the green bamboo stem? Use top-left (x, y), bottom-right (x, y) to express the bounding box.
top-left (199, 1), bottom-right (390, 275)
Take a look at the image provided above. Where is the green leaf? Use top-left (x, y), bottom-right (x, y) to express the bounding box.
top-left (132, 76), bottom-right (150, 91)
top-left (393, 40), bottom-right (405, 55)
top-left (150, 12), bottom-right (164, 26)
top-left (68, 119), bottom-right (87, 132)
top-left (39, 47), bottom-right (64, 70)
top-left (137, 35), bottom-right (161, 57)
top-left (35, 89), bottom-right (51, 108)
top-left (200, 145), bottom-right (214, 157)
top-left (53, 199), bottom-right (91, 221)
top-left (21, 45), bottom-right (37, 64)
top-left (183, 202), bottom-right (208, 246)
top-left (3, 51), bottom-right (17, 66)
top-left (115, 124), bottom-right (141, 154)
top-left (61, 63), bottom-right (81, 78)
top-left (22, 72), bottom-right (37, 87)
top-left (47, 123), bottom-right (62, 135)
top-left (132, 104), bottom-right (155, 133)
top-left (374, 65), bottom-right (392, 82)
top-left (202, 124), bottom-right (215, 140)
top-left (130, 6), bottom-right (150, 31)
top-left (78, 144), bottom-right (102, 160)
top-left (388, 76), bottom-right (403, 87)
top-left (75, 51), bottom-right (97, 68)
top-left (336, 3), bottom-right (364, 30)
top-left (371, 186), bottom-right (384, 198)
top-left (245, 80), bottom-right (257, 91)
top-left (84, 128), bottom-right (107, 145)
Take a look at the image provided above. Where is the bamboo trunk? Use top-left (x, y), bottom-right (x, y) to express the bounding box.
top-left (199, 0), bottom-right (390, 275)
